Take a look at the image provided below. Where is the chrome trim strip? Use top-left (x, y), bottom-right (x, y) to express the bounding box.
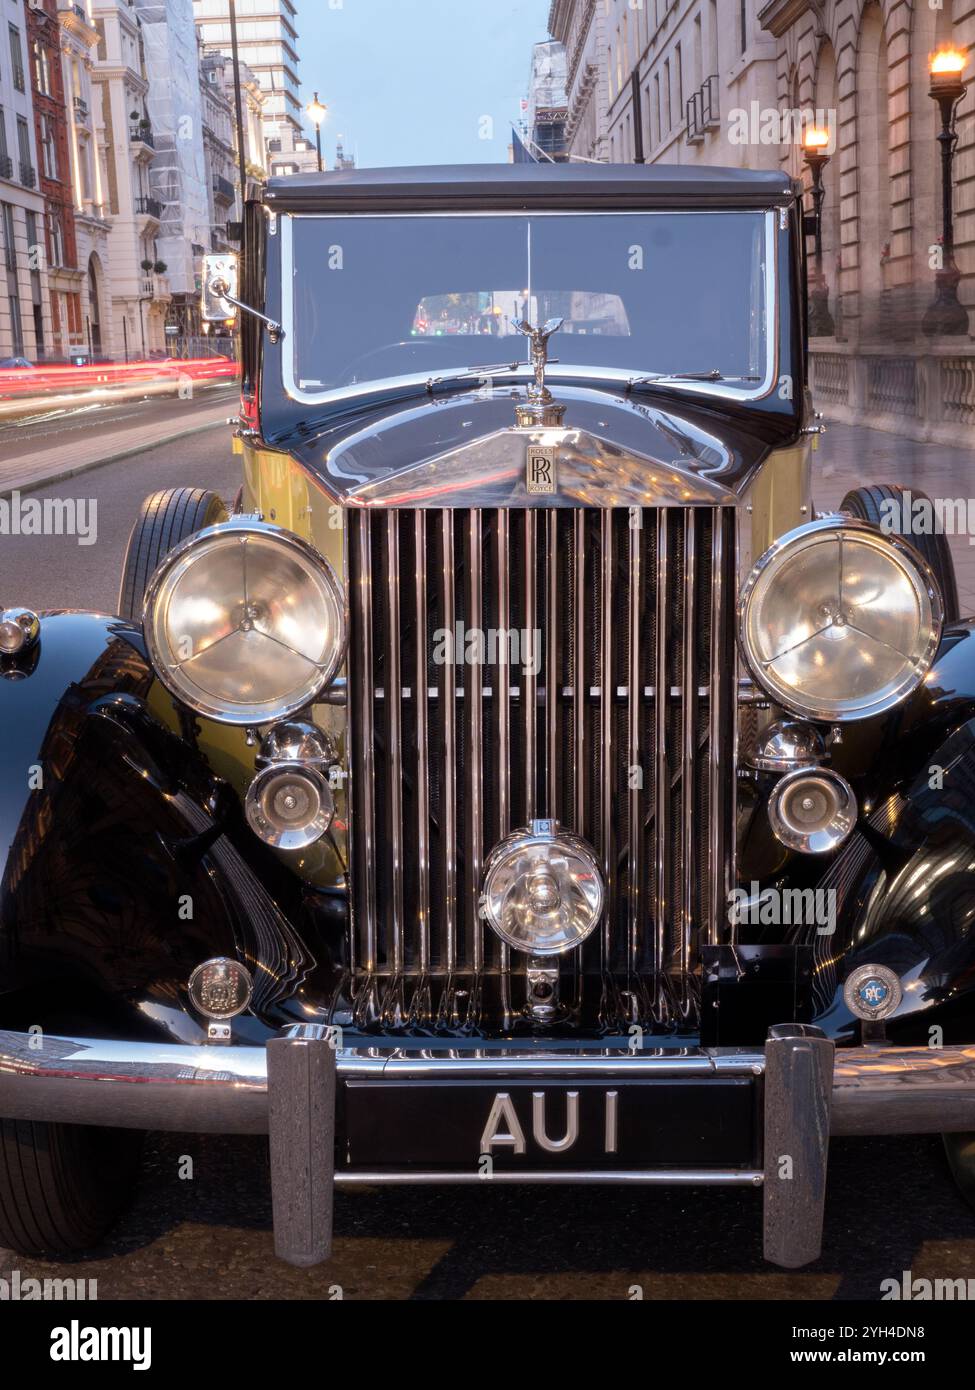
top-left (545, 511), bottom-right (559, 816)
top-left (708, 511), bottom-right (726, 946)
top-left (335, 1170), bottom-right (765, 1187)
top-left (679, 511), bottom-right (696, 1007)
top-left (353, 513), bottom-right (377, 973)
top-left (524, 509), bottom-right (538, 821)
top-left (441, 510), bottom-right (458, 976)
top-left (386, 513), bottom-right (404, 975)
top-left (627, 510), bottom-right (641, 979)
top-left (654, 510), bottom-right (669, 990)
top-left (496, 509), bottom-right (512, 1016)
top-left (466, 509), bottom-right (484, 973)
top-left (414, 511), bottom-right (431, 976)
top-left (280, 211), bottom-right (779, 409)
top-left (599, 510), bottom-right (614, 967)
top-left (573, 509), bottom-right (586, 834)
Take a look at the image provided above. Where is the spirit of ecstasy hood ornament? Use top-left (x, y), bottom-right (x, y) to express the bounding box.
top-left (514, 316), bottom-right (566, 427)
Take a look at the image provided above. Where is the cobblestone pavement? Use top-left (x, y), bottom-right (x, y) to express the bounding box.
top-left (815, 418), bottom-right (975, 617)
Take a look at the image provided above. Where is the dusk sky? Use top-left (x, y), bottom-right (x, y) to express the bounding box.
top-left (299, 0), bottom-right (553, 169)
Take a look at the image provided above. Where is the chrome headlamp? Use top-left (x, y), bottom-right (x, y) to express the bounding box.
top-left (738, 518), bottom-right (942, 722)
top-left (480, 820), bottom-right (604, 956)
top-left (144, 519), bottom-right (345, 725)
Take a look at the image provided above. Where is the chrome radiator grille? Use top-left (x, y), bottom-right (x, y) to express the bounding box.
top-left (346, 506), bottom-right (737, 1034)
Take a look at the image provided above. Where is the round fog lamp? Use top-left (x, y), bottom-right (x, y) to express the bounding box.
top-left (480, 820), bottom-right (604, 956)
top-left (0, 608), bottom-right (40, 656)
top-left (245, 761), bottom-right (334, 850)
top-left (768, 766), bottom-right (856, 854)
top-left (187, 957), bottom-right (253, 1020)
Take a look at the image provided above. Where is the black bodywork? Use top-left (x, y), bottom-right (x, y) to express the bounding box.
top-left (2, 164), bottom-right (975, 1060)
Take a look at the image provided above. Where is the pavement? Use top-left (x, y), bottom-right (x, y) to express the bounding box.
top-left (0, 385), bottom-right (236, 498)
top-left (815, 420), bottom-right (975, 618)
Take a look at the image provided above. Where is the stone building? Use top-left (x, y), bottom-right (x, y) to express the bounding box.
top-left (56, 0), bottom-right (112, 360)
top-left (758, 0), bottom-right (974, 443)
top-left (91, 0), bottom-right (171, 358)
top-left (0, 2), bottom-right (44, 360)
top-left (545, 1), bottom-right (975, 444)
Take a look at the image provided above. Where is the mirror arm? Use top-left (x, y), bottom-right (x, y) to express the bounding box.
top-left (210, 279), bottom-right (284, 345)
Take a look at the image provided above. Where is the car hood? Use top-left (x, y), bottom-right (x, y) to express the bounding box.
top-left (285, 383), bottom-right (786, 509)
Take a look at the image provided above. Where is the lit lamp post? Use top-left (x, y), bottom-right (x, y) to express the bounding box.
top-left (922, 46), bottom-right (969, 336)
top-left (306, 92), bottom-right (328, 173)
top-left (803, 126), bottom-right (834, 338)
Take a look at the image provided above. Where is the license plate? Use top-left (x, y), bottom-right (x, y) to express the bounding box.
top-left (342, 1078), bottom-right (759, 1172)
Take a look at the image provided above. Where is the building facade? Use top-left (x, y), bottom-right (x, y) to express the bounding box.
top-left (192, 0), bottom-right (302, 148)
top-left (0, 0), bottom-right (44, 360)
top-left (57, 0), bottom-right (112, 360)
top-left (759, 0), bottom-right (975, 444)
top-left (545, 1), bottom-right (974, 444)
top-left (91, 0), bottom-right (170, 357)
top-left (200, 48), bottom-right (236, 252)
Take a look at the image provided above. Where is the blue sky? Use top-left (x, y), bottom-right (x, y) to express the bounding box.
top-left (298, 0), bottom-right (553, 168)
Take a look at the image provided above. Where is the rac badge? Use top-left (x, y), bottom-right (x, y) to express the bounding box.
top-left (526, 444), bottom-right (557, 495)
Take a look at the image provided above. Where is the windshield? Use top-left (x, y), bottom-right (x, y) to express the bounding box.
top-left (284, 210), bottom-right (773, 401)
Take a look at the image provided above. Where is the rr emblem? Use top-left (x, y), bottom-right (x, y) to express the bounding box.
top-left (480, 1090), bottom-right (619, 1155)
top-left (526, 445), bottom-right (557, 495)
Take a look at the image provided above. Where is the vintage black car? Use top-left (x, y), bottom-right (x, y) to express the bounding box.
top-left (2, 164), bottom-right (974, 1269)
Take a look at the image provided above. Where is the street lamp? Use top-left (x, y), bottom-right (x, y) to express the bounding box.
top-left (802, 125), bottom-right (834, 337)
top-left (306, 92), bottom-right (327, 173)
top-left (922, 45), bottom-right (969, 336)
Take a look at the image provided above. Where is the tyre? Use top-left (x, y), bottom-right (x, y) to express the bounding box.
top-left (943, 1132), bottom-right (975, 1212)
top-left (0, 1119), bottom-right (142, 1255)
top-left (840, 483), bottom-right (960, 623)
top-left (118, 487), bottom-right (227, 622)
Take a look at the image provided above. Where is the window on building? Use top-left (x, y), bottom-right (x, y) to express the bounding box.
top-left (49, 212), bottom-right (64, 268)
top-left (16, 116), bottom-right (31, 181)
top-left (1, 202), bottom-right (15, 271)
top-left (739, 0), bottom-right (747, 55)
top-left (0, 107), bottom-right (8, 166)
top-left (664, 58), bottom-right (672, 131)
top-left (9, 25), bottom-right (25, 93)
top-left (676, 44), bottom-right (683, 119)
top-left (33, 40), bottom-right (51, 97)
top-left (26, 210), bottom-right (43, 356)
top-left (40, 114), bottom-right (58, 181)
top-left (653, 73), bottom-right (661, 147)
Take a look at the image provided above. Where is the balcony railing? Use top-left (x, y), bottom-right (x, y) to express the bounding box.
top-left (0, 155), bottom-right (12, 181)
top-left (135, 195), bottom-right (163, 219)
top-left (212, 173), bottom-right (236, 202)
top-left (19, 162), bottom-right (36, 189)
top-left (685, 74), bottom-right (720, 144)
top-left (130, 125), bottom-right (155, 148)
top-left (73, 97), bottom-right (89, 123)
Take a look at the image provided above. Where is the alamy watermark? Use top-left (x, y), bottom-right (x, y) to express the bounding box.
top-left (727, 103), bottom-right (837, 153)
top-left (0, 490), bottom-right (97, 546)
top-left (878, 489), bottom-right (975, 546)
top-left (1, 1269), bottom-right (97, 1300)
top-left (728, 881), bottom-right (837, 935)
top-left (432, 621), bottom-right (541, 676)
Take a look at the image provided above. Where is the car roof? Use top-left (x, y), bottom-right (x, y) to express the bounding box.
top-left (263, 162), bottom-right (799, 214)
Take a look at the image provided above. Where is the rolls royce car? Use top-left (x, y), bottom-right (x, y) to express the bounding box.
top-left (2, 164), bottom-right (974, 1270)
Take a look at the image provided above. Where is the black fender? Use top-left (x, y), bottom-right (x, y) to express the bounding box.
top-left (736, 621), bottom-right (975, 1044)
top-left (0, 613), bottom-right (345, 1043)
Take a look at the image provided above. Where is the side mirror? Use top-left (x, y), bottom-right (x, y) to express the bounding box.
top-left (202, 253), bottom-right (239, 323)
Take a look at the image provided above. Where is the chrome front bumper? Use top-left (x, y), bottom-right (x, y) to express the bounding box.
top-left (2, 1026), bottom-right (975, 1268)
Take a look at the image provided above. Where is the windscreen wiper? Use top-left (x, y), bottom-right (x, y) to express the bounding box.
top-left (627, 369), bottom-right (762, 389)
top-left (425, 361), bottom-right (530, 392)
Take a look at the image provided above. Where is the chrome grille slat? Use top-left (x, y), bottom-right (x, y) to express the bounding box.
top-left (347, 505), bottom-right (736, 1034)
top-left (414, 511), bottom-right (431, 979)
